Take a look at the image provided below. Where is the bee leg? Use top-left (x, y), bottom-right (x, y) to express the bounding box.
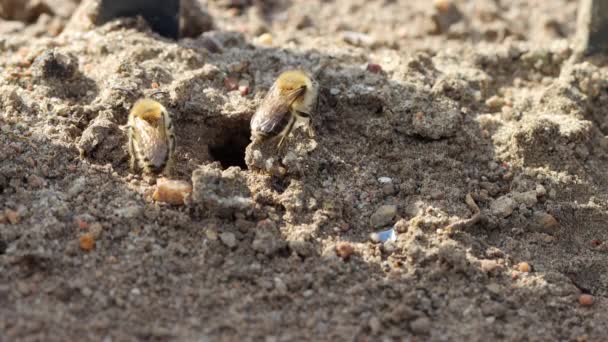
top-left (128, 138), bottom-right (136, 172)
top-left (278, 115), bottom-right (296, 149)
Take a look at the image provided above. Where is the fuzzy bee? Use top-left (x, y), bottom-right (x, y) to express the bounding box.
top-left (250, 69), bottom-right (319, 148)
top-left (127, 99), bottom-right (175, 175)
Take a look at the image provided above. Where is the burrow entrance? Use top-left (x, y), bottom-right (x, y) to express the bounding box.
top-left (173, 116), bottom-right (251, 176)
top-left (208, 125), bottom-right (250, 170)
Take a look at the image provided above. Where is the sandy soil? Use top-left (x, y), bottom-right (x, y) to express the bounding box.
top-left (1, 0), bottom-right (608, 341)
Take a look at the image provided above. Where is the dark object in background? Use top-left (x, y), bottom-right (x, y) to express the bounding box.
top-left (97, 0), bottom-right (180, 39)
top-left (576, 0), bottom-right (608, 55)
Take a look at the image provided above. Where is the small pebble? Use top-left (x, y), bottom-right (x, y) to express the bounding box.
top-left (370, 205), bottom-right (397, 227)
top-left (205, 229), bottom-right (218, 241)
top-left (410, 316), bottom-right (431, 335)
top-left (342, 31), bottom-right (376, 47)
top-left (254, 33), bottom-right (273, 46)
top-left (536, 213), bottom-right (559, 231)
top-left (5, 209), bottom-right (19, 224)
top-left (366, 63), bottom-right (383, 73)
top-left (152, 179), bottom-right (192, 205)
top-left (329, 88), bottom-right (341, 95)
top-left (485, 95), bottom-right (505, 110)
top-left (79, 233), bottom-right (95, 252)
top-left (239, 85), bottom-right (249, 96)
top-left (219, 232), bottom-right (237, 249)
top-left (434, 0), bottom-right (452, 12)
top-left (491, 196), bottom-right (515, 218)
top-left (579, 294), bottom-right (594, 306)
top-left (517, 262), bottom-right (531, 273)
top-left (335, 242), bottom-right (355, 260)
top-left (378, 177), bottom-right (392, 183)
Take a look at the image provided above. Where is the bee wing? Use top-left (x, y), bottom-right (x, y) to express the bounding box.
top-left (133, 117), bottom-right (169, 168)
top-left (251, 84), bottom-right (305, 136)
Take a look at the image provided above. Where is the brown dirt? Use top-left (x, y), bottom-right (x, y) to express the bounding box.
top-left (1, 0), bottom-right (607, 341)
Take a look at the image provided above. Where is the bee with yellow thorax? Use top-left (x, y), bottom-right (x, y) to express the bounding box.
top-left (250, 69), bottom-right (319, 148)
top-left (127, 99), bottom-right (175, 175)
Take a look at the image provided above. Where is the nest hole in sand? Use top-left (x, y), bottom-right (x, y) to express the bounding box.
top-left (174, 115), bottom-right (251, 172)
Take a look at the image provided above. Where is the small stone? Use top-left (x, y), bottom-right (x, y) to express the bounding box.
top-left (114, 206), bottom-right (142, 219)
top-left (205, 229), bottom-right (218, 241)
top-left (517, 262), bottom-right (531, 273)
top-left (480, 259), bottom-right (501, 274)
top-left (579, 294), bottom-right (594, 306)
top-left (485, 96), bottom-right (505, 110)
top-left (254, 33), bottom-right (273, 46)
top-left (219, 232), bottom-right (237, 249)
top-left (153, 178), bottom-right (192, 205)
top-left (366, 63), bottom-right (383, 73)
top-left (335, 242), bottom-right (355, 260)
top-left (370, 205), bottom-right (397, 227)
top-left (329, 88), bottom-right (340, 95)
top-left (534, 213), bottom-right (559, 233)
top-left (342, 31), bottom-right (376, 47)
top-left (410, 316), bottom-right (431, 335)
top-left (79, 233), bottom-right (95, 252)
top-left (513, 191), bottom-right (537, 208)
top-left (5, 209), bottom-right (19, 224)
top-left (434, 0), bottom-right (452, 12)
top-left (239, 85), bottom-right (249, 96)
top-left (378, 177), bottom-right (392, 183)
top-left (490, 196), bottom-right (516, 218)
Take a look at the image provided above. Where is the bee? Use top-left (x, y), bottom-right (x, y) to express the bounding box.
top-left (250, 69), bottom-right (319, 148)
top-left (127, 99), bottom-right (175, 175)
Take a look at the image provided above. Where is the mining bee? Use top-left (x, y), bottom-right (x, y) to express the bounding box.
top-left (127, 99), bottom-right (175, 175)
top-left (250, 69), bottom-right (319, 148)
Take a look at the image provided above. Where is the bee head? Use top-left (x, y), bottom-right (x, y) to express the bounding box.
top-left (276, 70), bottom-right (312, 94)
top-left (131, 99), bottom-right (165, 127)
